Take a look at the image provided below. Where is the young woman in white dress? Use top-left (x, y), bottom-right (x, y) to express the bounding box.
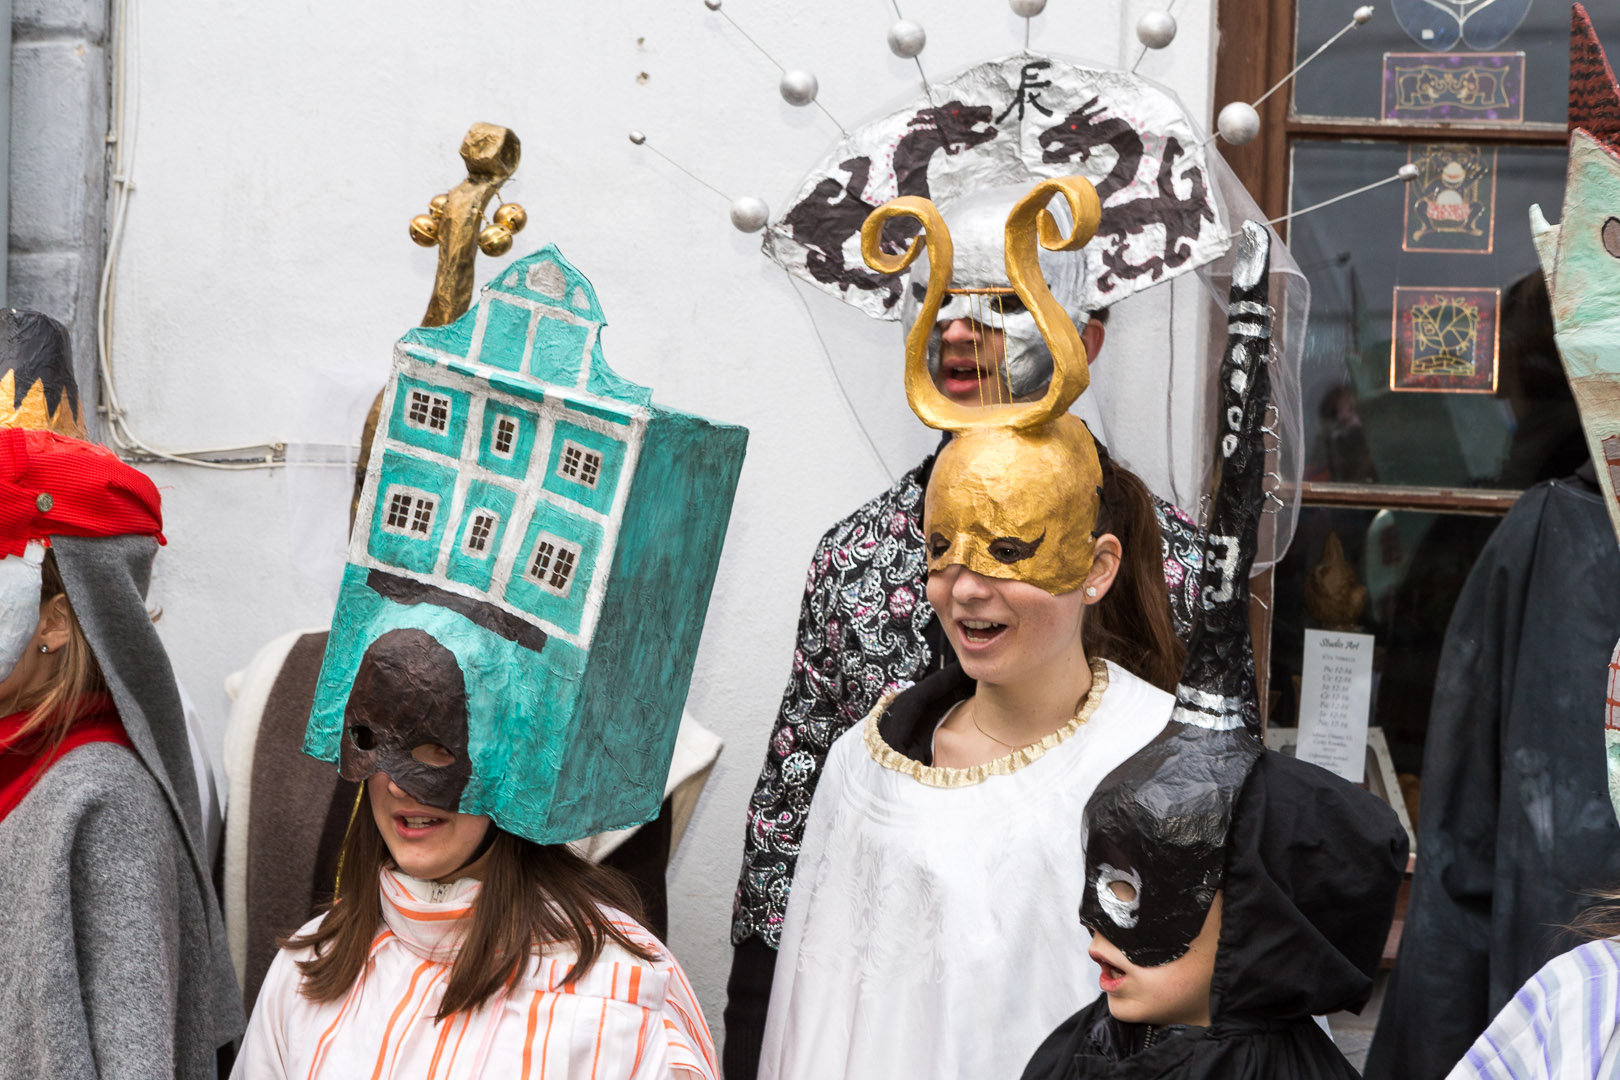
top-left (756, 177), bottom-right (1187, 1080)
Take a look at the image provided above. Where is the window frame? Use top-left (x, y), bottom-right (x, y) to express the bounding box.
top-left (380, 484), bottom-right (438, 539)
top-left (491, 415), bottom-right (518, 459)
top-left (525, 532), bottom-right (583, 598)
top-left (405, 388), bottom-right (453, 434)
top-left (557, 440), bottom-right (603, 489)
top-left (461, 510), bottom-right (500, 557)
top-left (1212, 0), bottom-right (1564, 721)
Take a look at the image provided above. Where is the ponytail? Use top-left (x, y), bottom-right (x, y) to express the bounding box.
top-left (1082, 452), bottom-right (1185, 693)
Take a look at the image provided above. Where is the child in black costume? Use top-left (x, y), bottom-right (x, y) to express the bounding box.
top-left (1022, 750), bottom-right (1407, 1080)
top-left (1021, 221), bottom-right (1406, 1079)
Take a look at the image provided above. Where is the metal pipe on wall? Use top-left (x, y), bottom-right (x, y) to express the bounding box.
top-left (0, 0), bottom-right (13, 307)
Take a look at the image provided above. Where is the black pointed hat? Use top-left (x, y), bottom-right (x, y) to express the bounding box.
top-left (1077, 221), bottom-right (1272, 966)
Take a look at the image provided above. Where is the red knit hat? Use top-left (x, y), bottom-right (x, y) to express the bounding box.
top-left (0, 427), bottom-right (164, 558)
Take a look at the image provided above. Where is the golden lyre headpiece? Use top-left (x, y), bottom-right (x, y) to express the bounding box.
top-left (862, 177), bottom-right (1106, 595)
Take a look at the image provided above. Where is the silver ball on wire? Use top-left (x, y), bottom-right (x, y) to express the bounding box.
top-left (1397, 163), bottom-right (1420, 181)
top-left (1353, 5), bottom-right (1374, 24)
top-left (1216, 101), bottom-right (1261, 145)
top-left (779, 69), bottom-right (819, 107)
top-left (1009, 0), bottom-right (1047, 16)
top-left (704, 0), bottom-right (722, 9)
top-left (1135, 10), bottom-right (1177, 49)
top-left (628, 131), bottom-right (647, 145)
top-left (887, 19), bottom-right (927, 59)
top-left (729, 196), bottom-right (770, 233)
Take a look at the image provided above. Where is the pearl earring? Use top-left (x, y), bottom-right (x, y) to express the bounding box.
top-left (1085, 586), bottom-right (1098, 598)
top-left (38, 644), bottom-right (49, 654)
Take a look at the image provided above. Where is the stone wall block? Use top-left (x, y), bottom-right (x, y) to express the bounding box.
top-left (10, 39), bottom-right (107, 252)
top-left (8, 249), bottom-right (80, 324)
top-left (14, 0), bottom-right (107, 42)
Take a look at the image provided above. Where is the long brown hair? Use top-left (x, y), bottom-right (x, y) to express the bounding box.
top-left (285, 805), bottom-right (657, 1019)
top-left (1082, 451), bottom-right (1186, 693)
top-left (1568, 888), bottom-right (1620, 942)
top-left (4, 549), bottom-right (109, 749)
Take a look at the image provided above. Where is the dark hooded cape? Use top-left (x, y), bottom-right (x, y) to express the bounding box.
top-left (1364, 474), bottom-right (1620, 1079)
top-left (1021, 751), bottom-right (1407, 1080)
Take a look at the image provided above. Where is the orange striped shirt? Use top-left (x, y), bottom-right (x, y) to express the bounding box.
top-left (233, 897), bottom-right (714, 1080)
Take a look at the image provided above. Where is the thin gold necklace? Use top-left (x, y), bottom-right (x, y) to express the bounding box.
top-left (967, 682), bottom-right (1093, 752)
top-left (970, 704), bottom-right (1019, 751)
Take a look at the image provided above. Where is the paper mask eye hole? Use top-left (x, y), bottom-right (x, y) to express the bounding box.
top-left (410, 742), bottom-right (457, 768)
top-left (990, 293), bottom-right (1027, 317)
top-left (1603, 217), bottom-right (1620, 260)
top-left (1108, 879), bottom-right (1138, 903)
top-left (349, 725), bottom-right (376, 752)
top-left (987, 534), bottom-right (1043, 564)
top-left (927, 532), bottom-right (951, 559)
top-left (1096, 863), bottom-right (1143, 929)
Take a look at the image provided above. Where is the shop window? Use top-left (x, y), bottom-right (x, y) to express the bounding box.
top-left (1213, 0), bottom-right (1574, 824)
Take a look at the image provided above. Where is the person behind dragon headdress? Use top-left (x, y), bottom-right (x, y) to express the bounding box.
top-left (751, 176), bottom-right (1187, 1080)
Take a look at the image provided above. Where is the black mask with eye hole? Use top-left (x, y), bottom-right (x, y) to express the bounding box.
top-left (1079, 722), bottom-right (1259, 966)
top-left (339, 627), bottom-right (473, 813)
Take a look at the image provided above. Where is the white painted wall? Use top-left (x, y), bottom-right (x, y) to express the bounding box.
top-left (113, 0), bottom-right (1219, 1045)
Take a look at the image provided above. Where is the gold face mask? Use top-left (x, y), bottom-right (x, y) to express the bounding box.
top-left (924, 416), bottom-right (1101, 594)
top-left (862, 176), bottom-right (1104, 595)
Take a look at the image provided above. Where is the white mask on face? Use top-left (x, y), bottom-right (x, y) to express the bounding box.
top-left (0, 541), bottom-right (46, 682)
top-left (901, 184), bottom-right (1091, 400)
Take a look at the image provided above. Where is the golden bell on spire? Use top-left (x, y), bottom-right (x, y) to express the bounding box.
top-left (409, 214), bottom-right (440, 247)
top-left (494, 203), bottom-right (527, 233)
top-left (477, 224), bottom-right (513, 256)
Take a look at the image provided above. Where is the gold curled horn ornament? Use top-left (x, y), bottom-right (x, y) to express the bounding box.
top-left (862, 176), bottom-right (1107, 595)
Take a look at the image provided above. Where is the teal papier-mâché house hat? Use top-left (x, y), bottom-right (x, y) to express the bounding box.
top-left (304, 245), bottom-right (748, 845)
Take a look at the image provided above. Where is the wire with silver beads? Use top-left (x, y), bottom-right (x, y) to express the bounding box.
top-left (884, 1), bottom-right (936, 107)
top-left (624, 128), bottom-right (893, 481)
top-left (1010, 0), bottom-right (1045, 53)
top-left (1244, 163), bottom-right (1422, 241)
top-left (1132, 1), bottom-right (1180, 73)
top-left (1209, 4), bottom-right (1375, 149)
top-left (701, 0), bottom-right (850, 137)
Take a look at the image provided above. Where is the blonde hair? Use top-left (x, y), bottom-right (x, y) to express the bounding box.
top-left (4, 548), bottom-right (108, 750)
